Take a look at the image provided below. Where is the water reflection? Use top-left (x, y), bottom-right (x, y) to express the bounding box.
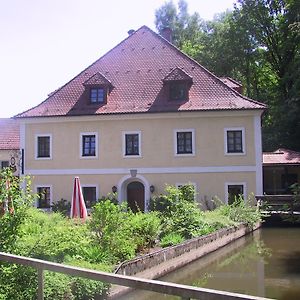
top-left (118, 228), bottom-right (300, 300)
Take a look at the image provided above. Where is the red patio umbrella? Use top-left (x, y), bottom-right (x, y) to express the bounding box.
top-left (70, 177), bottom-right (87, 221)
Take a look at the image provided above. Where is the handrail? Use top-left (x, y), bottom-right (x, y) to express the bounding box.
top-left (0, 251), bottom-right (273, 300)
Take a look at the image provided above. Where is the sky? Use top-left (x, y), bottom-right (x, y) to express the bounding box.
top-left (0, 0), bottom-right (236, 118)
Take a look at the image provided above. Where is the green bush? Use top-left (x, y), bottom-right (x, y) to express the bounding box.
top-left (51, 198), bottom-right (71, 216)
top-left (218, 194), bottom-right (262, 228)
top-left (89, 199), bottom-right (137, 262)
top-left (0, 169), bottom-right (34, 252)
top-left (128, 211), bottom-right (161, 251)
top-left (16, 208), bottom-right (93, 262)
top-left (160, 232), bottom-right (184, 247)
top-left (151, 184), bottom-right (210, 239)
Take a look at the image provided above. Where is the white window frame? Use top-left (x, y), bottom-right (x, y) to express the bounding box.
top-left (80, 132), bottom-right (98, 159)
top-left (224, 127), bottom-right (246, 155)
top-left (122, 131), bottom-right (142, 158)
top-left (35, 134), bottom-right (52, 160)
top-left (225, 182), bottom-right (247, 204)
top-left (35, 185), bottom-right (52, 211)
top-left (174, 129), bottom-right (195, 157)
top-left (81, 184), bottom-right (99, 209)
top-left (176, 182), bottom-right (197, 201)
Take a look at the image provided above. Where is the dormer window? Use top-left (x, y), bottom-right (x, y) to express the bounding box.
top-left (83, 72), bottom-right (113, 105)
top-left (170, 82), bottom-right (188, 101)
top-left (163, 67), bottom-right (193, 102)
top-left (90, 87), bottom-right (106, 103)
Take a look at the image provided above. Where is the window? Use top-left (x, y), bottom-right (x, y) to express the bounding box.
top-left (36, 186), bottom-right (51, 209)
top-left (123, 131), bottom-right (141, 157)
top-left (90, 88), bottom-right (105, 104)
top-left (82, 186), bottom-right (97, 209)
top-left (80, 133), bottom-right (98, 158)
top-left (224, 128), bottom-right (245, 155)
top-left (226, 183), bottom-right (246, 205)
top-left (36, 134), bottom-right (51, 159)
top-left (174, 129), bottom-right (195, 156)
top-left (1, 161), bottom-right (9, 169)
top-left (170, 82), bottom-right (188, 101)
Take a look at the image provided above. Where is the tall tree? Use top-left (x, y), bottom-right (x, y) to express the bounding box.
top-left (235, 0), bottom-right (300, 150)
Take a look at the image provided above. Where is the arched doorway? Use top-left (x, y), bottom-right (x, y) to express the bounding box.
top-left (127, 181), bottom-right (145, 212)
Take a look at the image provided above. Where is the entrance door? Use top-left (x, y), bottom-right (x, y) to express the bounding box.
top-left (127, 181), bottom-right (145, 212)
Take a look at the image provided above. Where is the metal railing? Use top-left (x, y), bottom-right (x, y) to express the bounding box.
top-left (0, 251), bottom-right (273, 300)
top-left (256, 195), bottom-right (300, 214)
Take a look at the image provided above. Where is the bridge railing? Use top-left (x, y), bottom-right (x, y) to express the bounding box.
top-left (0, 251), bottom-right (272, 300)
top-left (256, 195), bottom-right (300, 213)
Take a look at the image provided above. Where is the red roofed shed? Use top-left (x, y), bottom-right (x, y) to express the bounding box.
top-left (263, 149), bottom-right (300, 194)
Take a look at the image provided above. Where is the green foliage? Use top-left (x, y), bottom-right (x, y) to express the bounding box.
top-left (16, 208), bottom-right (93, 262)
top-left (217, 194), bottom-right (262, 228)
top-left (0, 169), bottom-right (34, 252)
top-left (151, 184), bottom-right (210, 239)
top-left (89, 199), bottom-right (136, 262)
top-left (128, 211), bottom-right (161, 250)
top-left (160, 232), bottom-right (184, 247)
top-left (51, 198), bottom-right (71, 216)
top-left (90, 199), bottom-right (161, 261)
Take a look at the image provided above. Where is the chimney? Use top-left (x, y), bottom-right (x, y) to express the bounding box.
top-left (161, 27), bottom-right (173, 43)
top-left (127, 29), bottom-right (135, 36)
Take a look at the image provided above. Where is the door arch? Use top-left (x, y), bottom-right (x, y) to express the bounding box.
top-left (127, 181), bottom-right (145, 212)
top-left (117, 174), bottom-right (150, 212)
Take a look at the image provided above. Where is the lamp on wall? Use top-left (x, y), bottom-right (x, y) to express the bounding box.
top-left (112, 186), bottom-right (117, 193)
top-left (150, 185), bottom-right (155, 193)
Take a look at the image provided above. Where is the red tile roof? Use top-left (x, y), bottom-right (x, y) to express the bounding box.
top-left (263, 148), bottom-right (300, 165)
top-left (16, 26), bottom-right (266, 118)
top-left (0, 119), bottom-right (20, 150)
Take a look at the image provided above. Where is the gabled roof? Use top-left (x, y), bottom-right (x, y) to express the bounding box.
top-left (263, 148), bottom-right (300, 166)
top-left (16, 26), bottom-right (266, 118)
top-left (0, 119), bottom-right (20, 150)
top-left (163, 67), bottom-right (192, 82)
top-left (83, 72), bottom-right (112, 86)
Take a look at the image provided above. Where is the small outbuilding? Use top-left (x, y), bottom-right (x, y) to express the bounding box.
top-left (263, 148), bottom-right (300, 195)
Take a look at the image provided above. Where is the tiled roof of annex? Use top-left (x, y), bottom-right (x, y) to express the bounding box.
top-left (16, 26), bottom-right (266, 118)
top-left (0, 119), bottom-right (19, 150)
top-left (263, 148), bottom-right (300, 165)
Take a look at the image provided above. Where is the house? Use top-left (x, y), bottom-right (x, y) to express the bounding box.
top-left (263, 148), bottom-right (300, 194)
top-left (15, 26), bottom-right (266, 211)
top-left (0, 118), bottom-right (20, 174)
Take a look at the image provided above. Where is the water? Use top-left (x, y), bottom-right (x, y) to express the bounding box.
top-left (119, 227), bottom-right (300, 300)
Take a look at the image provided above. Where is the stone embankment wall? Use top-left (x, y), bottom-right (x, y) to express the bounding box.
top-left (115, 223), bottom-right (261, 278)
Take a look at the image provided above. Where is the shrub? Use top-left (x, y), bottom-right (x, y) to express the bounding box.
top-left (160, 232), bottom-right (184, 247)
top-left (128, 211), bottom-right (161, 251)
top-left (0, 169), bottom-right (34, 252)
top-left (218, 194), bottom-right (262, 228)
top-left (51, 198), bottom-right (71, 216)
top-left (151, 184), bottom-right (209, 239)
top-left (89, 199), bottom-right (136, 262)
top-left (16, 208), bottom-right (93, 262)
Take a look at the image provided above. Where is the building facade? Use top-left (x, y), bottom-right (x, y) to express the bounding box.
top-left (16, 26), bottom-right (266, 211)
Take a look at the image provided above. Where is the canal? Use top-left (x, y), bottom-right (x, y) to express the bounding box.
top-left (119, 226), bottom-right (300, 300)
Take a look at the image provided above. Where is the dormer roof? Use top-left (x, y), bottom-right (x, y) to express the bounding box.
top-left (83, 72), bottom-right (112, 87)
top-left (163, 67), bottom-right (193, 82)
